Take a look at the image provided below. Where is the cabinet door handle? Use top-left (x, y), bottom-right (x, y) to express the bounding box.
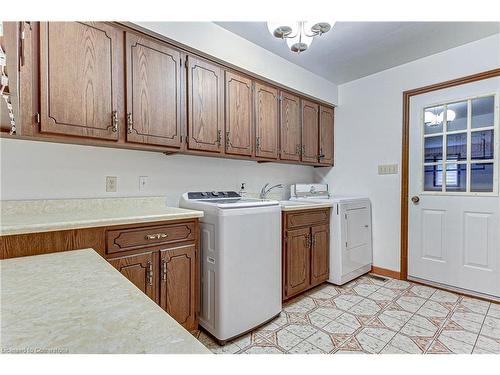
top-left (111, 110), bottom-right (118, 133)
top-left (147, 261), bottom-right (153, 286)
top-left (216, 130), bottom-right (222, 147)
top-left (162, 259), bottom-right (167, 281)
top-left (225, 131), bottom-right (231, 147)
top-left (256, 137), bottom-right (261, 151)
top-left (127, 112), bottom-right (133, 134)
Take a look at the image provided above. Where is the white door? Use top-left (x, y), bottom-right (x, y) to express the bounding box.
top-left (408, 77), bottom-right (500, 299)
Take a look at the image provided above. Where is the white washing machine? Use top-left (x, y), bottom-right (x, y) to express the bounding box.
top-left (179, 191), bottom-right (282, 344)
top-left (290, 184), bottom-right (373, 285)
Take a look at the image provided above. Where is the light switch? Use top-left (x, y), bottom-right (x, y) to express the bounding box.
top-left (378, 164), bottom-right (398, 175)
top-left (106, 176), bottom-right (117, 192)
top-left (139, 176), bottom-right (148, 191)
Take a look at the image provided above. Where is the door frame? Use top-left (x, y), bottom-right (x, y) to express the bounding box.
top-left (400, 68), bottom-right (500, 280)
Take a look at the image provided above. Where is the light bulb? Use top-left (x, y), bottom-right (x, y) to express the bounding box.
top-left (267, 22), bottom-right (295, 38)
top-left (305, 21), bottom-right (334, 35)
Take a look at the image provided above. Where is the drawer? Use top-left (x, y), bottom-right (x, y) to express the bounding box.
top-left (285, 208), bottom-right (330, 229)
top-left (107, 222), bottom-right (196, 254)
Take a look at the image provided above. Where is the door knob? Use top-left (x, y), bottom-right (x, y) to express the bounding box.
top-left (411, 196), bottom-right (420, 204)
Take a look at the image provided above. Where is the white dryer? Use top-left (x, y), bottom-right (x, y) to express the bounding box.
top-left (179, 191), bottom-right (281, 344)
top-left (290, 184), bottom-right (373, 285)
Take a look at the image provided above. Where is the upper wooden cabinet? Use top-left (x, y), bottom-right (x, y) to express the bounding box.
top-left (10, 22), bottom-right (335, 166)
top-left (125, 32), bottom-right (182, 148)
top-left (280, 91), bottom-right (301, 162)
top-left (39, 22), bottom-right (123, 140)
top-left (319, 106), bottom-right (334, 165)
top-left (254, 83), bottom-right (279, 159)
top-left (108, 251), bottom-right (157, 303)
top-left (224, 71), bottom-right (253, 157)
top-left (186, 56), bottom-right (224, 153)
top-left (301, 100), bottom-right (319, 164)
top-left (160, 244), bottom-right (198, 331)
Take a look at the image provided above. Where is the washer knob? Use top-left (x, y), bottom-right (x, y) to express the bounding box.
top-left (211, 191), bottom-right (219, 196)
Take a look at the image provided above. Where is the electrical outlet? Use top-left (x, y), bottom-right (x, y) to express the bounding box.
top-left (139, 176), bottom-right (148, 191)
top-left (378, 164), bottom-right (399, 175)
top-left (106, 176), bottom-right (117, 192)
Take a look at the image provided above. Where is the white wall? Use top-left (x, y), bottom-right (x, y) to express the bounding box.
top-left (0, 138), bottom-right (314, 204)
top-left (316, 34), bottom-right (500, 272)
top-left (135, 22), bottom-right (338, 104)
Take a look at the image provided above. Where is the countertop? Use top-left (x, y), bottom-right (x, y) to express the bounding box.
top-left (280, 202), bottom-right (333, 212)
top-left (0, 197), bottom-right (204, 236)
top-left (0, 249), bottom-right (210, 354)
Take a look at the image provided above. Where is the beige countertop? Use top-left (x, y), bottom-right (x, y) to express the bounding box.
top-left (279, 201), bottom-right (333, 212)
top-left (0, 248), bottom-right (210, 354)
top-left (0, 197), bottom-right (204, 236)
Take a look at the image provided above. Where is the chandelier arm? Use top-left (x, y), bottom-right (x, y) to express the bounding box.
top-left (282, 31), bottom-right (300, 39)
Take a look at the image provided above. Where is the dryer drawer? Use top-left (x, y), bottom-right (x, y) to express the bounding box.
top-left (285, 208), bottom-right (330, 229)
top-left (107, 223), bottom-right (196, 254)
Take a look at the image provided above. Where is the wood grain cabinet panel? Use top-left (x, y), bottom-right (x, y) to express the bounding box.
top-left (125, 32), bottom-right (182, 148)
top-left (310, 224), bottom-right (330, 286)
top-left (255, 83), bottom-right (279, 159)
top-left (319, 106), bottom-right (334, 165)
top-left (186, 56), bottom-right (224, 153)
top-left (108, 251), bottom-right (157, 303)
top-left (39, 22), bottom-right (123, 140)
top-left (160, 245), bottom-right (198, 331)
top-left (301, 99), bottom-right (319, 163)
top-left (284, 228), bottom-right (311, 298)
top-left (106, 222), bottom-right (196, 254)
top-left (280, 91), bottom-right (301, 161)
top-left (225, 71), bottom-right (253, 156)
top-left (282, 208), bottom-right (330, 301)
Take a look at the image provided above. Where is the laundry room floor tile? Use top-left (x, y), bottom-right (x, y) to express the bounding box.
top-left (192, 274), bottom-right (500, 354)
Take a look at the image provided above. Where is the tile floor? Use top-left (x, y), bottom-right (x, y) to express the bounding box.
top-left (191, 274), bottom-right (500, 354)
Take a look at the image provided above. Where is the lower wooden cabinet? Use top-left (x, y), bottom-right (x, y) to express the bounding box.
top-left (160, 245), bottom-right (198, 330)
top-left (106, 222), bottom-right (199, 331)
top-left (108, 251), bottom-right (157, 302)
top-left (283, 208), bottom-right (330, 300)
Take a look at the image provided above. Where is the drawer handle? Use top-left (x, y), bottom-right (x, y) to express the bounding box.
top-left (145, 233), bottom-right (168, 240)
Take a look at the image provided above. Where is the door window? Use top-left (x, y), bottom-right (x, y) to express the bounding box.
top-left (422, 94), bottom-right (498, 194)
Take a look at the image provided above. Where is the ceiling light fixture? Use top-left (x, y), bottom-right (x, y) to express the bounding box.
top-left (267, 21), bottom-right (333, 53)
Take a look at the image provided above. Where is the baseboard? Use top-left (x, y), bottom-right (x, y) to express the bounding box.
top-left (371, 266), bottom-right (401, 280)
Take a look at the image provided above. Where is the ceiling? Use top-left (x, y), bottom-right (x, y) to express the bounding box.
top-left (215, 22), bottom-right (500, 85)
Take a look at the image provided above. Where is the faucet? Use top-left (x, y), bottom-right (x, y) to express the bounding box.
top-left (260, 183), bottom-right (284, 199)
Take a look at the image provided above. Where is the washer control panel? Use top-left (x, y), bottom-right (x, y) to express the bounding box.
top-left (187, 191), bottom-right (241, 200)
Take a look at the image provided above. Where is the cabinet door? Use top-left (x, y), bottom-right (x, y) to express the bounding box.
top-left (301, 99), bottom-right (319, 163)
top-left (186, 56), bottom-right (224, 153)
top-left (125, 32), bottom-right (182, 148)
top-left (225, 71), bottom-right (253, 156)
top-left (108, 251), bottom-right (157, 303)
top-left (255, 83), bottom-right (279, 159)
top-left (280, 91), bottom-right (301, 161)
top-left (319, 106), bottom-right (334, 165)
top-left (284, 228), bottom-right (311, 299)
top-left (310, 224), bottom-right (330, 286)
top-left (160, 245), bottom-right (198, 330)
top-left (39, 22), bottom-right (123, 140)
